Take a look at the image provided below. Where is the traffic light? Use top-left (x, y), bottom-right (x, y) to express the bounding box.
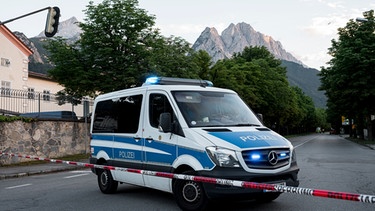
top-left (44, 6), bottom-right (60, 37)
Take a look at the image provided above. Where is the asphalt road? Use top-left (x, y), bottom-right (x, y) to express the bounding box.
top-left (0, 133), bottom-right (374, 210)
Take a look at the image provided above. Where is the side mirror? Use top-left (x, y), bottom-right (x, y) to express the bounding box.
top-left (158, 112), bottom-right (172, 133)
top-left (257, 113), bottom-right (263, 123)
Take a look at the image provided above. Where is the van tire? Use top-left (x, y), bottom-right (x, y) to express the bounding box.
top-left (172, 171), bottom-right (209, 211)
top-left (97, 169), bottom-right (118, 194)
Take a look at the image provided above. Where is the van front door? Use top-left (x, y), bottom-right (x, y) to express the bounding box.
top-left (143, 91), bottom-right (178, 192)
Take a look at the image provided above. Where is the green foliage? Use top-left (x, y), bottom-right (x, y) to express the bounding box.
top-left (210, 46), bottom-right (318, 133)
top-left (78, 0), bottom-right (159, 91)
top-left (28, 62), bottom-right (53, 75)
top-left (0, 115), bottom-right (34, 122)
top-left (320, 10), bottom-right (375, 138)
top-left (146, 36), bottom-right (199, 79)
top-left (192, 50), bottom-right (213, 79)
top-left (46, 37), bottom-right (90, 98)
top-left (55, 90), bottom-right (82, 106)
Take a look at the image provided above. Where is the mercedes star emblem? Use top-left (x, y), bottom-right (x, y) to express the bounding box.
top-left (268, 151), bottom-right (278, 165)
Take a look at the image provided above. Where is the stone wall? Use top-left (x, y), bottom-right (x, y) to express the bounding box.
top-left (0, 120), bottom-right (90, 165)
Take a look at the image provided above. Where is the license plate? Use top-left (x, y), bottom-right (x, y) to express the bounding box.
top-left (263, 182), bottom-right (286, 192)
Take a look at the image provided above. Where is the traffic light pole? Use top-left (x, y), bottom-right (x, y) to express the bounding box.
top-left (0, 7), bottom-right (50, 25)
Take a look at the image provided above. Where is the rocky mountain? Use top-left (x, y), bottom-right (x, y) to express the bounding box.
top-left (13, 17), bottom-right (82, 74)
top-left (192, 22), bottom-right (326, 108)
top-left (192, 22), bottom-right (303, 65)
top-left (37, 16), bottom-right (82, 40)
top-left (13, 31), bottom-right (44, 63)
top-left (14, 18), bottom-right (326, 108)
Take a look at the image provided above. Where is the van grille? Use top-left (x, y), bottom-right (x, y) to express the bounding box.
top-left (242, 148), bottom-right (290, 169)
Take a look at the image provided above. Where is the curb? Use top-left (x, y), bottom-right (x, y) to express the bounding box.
top-left (340, 134), bottom-right (375, 150)
top-left (0, 163), bottom-right (88, 180)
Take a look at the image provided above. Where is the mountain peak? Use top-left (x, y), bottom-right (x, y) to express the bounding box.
top-left (36, 16), bottom-right (82, 39)
top-left (192, 22), bottom-right (303, 65)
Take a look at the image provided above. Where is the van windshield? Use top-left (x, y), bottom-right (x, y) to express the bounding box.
top-left (172, 91), bottom-right (262, 128)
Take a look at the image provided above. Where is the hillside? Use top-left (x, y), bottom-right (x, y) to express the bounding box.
top-left (281, 60), bottom-right (327, 108)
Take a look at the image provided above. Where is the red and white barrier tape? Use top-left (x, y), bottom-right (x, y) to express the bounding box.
top-left (1, 151), bottom-right (374, 204)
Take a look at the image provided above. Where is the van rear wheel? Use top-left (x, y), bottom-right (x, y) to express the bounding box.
top-left (172, 171), bottom-right (209, 211)
top-left (97, 169), bottom-right (118, 194)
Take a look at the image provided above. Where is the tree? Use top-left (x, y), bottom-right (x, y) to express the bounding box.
top-left (46, 0), bottom-right (201, 98)
top-left (146, 36), bottom-right (199, 79)
top-left (290, 86), bottom-right (317, 133)
top-left (192, 50), bottom-right (213, 79)
top-left (78, 0), bottom-right (159, 92)
top-left (320, 10), bottom-right (375, 140)
top-left (46, 37), bottom-right (91, 98)
top-left (210, 46), bottom-right (309, 134)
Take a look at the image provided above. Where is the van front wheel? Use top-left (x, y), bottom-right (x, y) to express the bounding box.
top-left (172, 171), bottom-right (208, 211)
top-left (97, 169), bottom-right (118, 194)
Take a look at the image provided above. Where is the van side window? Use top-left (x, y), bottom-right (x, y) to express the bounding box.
top-left (149, 94), bottom-right (174, 128)
top-left (93, 95), bottom-right (143, 133)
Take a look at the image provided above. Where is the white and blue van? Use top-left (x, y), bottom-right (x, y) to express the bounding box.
top-left (89, 77), bottom-right (299, 210)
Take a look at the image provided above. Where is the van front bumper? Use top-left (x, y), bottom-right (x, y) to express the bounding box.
top-left (198, 162), bottom-right (299, 199)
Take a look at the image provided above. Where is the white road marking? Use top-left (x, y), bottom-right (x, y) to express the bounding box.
top-left (64, 173), bottom-right (89, 179)
top-left (5, 183), bottom-right (32, 189)
top-left (294, 136), bottom-right (318, 148)
top-left (69, 170), bottom-right (92, 173)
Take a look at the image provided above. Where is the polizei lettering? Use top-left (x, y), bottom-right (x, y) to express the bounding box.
top-left (240, 134), bottom-right (278, 142)
top-left (119, 150), bottom-right (135, 159)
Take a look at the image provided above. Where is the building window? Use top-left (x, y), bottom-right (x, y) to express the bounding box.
top-left (28, 88), bottom-right (35, 99)
top-left (1, 58), bottom-right (10, 67)
top-left (1, 81), bottom-right (11, 96)
top-left (43, 90), bottom-right (50, 101)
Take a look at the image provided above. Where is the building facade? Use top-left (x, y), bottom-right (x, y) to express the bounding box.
top-left (0, 25), bottom-right (32, 92)
top-left (0, 25), bottom-right (89, 117)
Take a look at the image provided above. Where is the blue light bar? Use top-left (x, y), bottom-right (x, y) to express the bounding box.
top-left (279, 152), bottom-right (287, 158)
top-left (250, 153), bottom-right (261, 161)
top-left (144, 77), bottom-right (159, 85)
top-left (143, 77), bottom-right (213, 87)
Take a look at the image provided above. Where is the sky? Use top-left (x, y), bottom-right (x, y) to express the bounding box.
top-left (0, 0), bottom-right (374, 70)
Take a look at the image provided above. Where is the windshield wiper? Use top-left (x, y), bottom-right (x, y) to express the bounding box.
top-left (229, 123), bottom-right (261, 127)
top-left (192, 123), bottom-right (261, 128)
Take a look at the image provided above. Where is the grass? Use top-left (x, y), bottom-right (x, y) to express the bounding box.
top-left (1, 153), bottom-right (90, 167)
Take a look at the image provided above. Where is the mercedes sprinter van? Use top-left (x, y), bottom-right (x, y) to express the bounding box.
top-left (89, 77), bottom-right (299, 210)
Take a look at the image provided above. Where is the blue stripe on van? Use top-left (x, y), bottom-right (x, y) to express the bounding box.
top-left (91, 134), bottom-right (215, 169)
top-left (113, 135), bottom-right (143, 162)
top-left (145, 140), bottom-right (175, 165)
top-left (208, 131), bottom-right (288, 149)
top-left (92, 134), bottom-right (113, 141)
top-left (178, 147), bottom-right (215, 169)
top-left (90, 134), bottom-right (113, 157)
top-left (145, 141), bottom-right (215, 169)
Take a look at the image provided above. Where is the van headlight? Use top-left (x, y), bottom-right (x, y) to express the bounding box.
top-left (206, 147), bottom-right (240, 167)
top-left (291, 149), bottom-right (297, 163)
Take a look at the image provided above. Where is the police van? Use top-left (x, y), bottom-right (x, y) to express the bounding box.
top-left (89, 77), bottom-right (299, 210)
